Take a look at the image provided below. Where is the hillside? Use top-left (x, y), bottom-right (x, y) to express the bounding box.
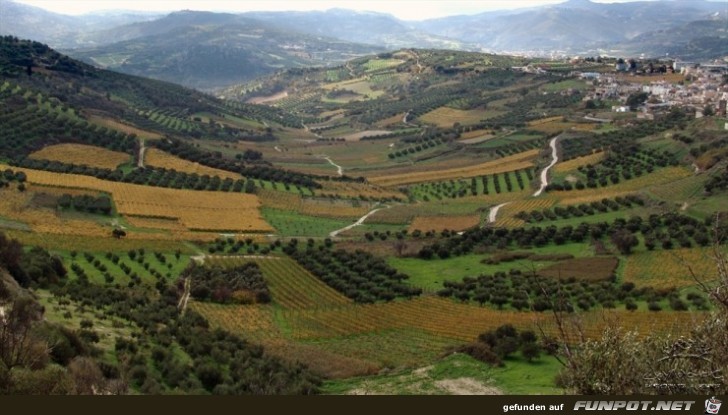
top-left (1, 34), bottom-right (727, 395)
top-left (414, 0), bottom-right (728, 54)
top-left (68, 11), bottom-right (384, 90)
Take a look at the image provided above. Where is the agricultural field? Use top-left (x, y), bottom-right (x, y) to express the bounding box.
top-left (369, 149), bottom-right (539, 187)
top-left (4, 164), bottom-right (273, 233)
top-left (143, 148), bottom-right (242, 180)
top-left (29, 143), bottom-right (131, 170)
top-left (2, 38), bottom-right (726, 396)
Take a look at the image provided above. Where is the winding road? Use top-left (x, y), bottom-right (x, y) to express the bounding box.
top-left (329, 206), bottom-right (387, 238)
top-left (533, 135), bottom-right (561, 197)
top-left (487, 202), bottom-right (510, 224)
top-left (487, 134), bottom-right (562, 224)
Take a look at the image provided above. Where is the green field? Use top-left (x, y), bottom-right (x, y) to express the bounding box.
top-left (322, 352), bottom-right (562, 395)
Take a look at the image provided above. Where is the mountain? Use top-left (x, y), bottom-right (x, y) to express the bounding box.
top-left (414, 0), bottom-right (728, 54)
top-left (241, 9), bottom-right (473, 50)
top-left (0, 0), bottom-right (161, 48)
top-left (69, 11), bottom-right (384, 90)
top-left (614, 15), bottom-right (728, 59)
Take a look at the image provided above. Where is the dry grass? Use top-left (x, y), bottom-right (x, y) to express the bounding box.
top-left (369, 150), bottom-right (539, 187)
top-left (29, 144), bottom-right (130, 170)
top-left (420, 107), bottom-right (490, 127)
top-left (144, 148), bottom-right (240, 180)
top-left (615, 72), bottom-right (685, 85)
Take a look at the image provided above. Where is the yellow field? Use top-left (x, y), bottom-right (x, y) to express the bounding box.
top-left (551, 166), bottom-right (693, 202)
top-left (2, 230), bottom-right (194, 253)
top-left (4, 164), bottom-right (273, 233)
top-left (29, 144), bottom-right (131, 170)
top-left (317, 181), bottom-right (407, 200)
top-left (369, 150), bottom-right (539, 187)
top-left (144, 148), bottom-right (241, 180)
top-left (554, 151), bottom-right (605, 173)
top-left (191, 302), bottom-right (280, 342)
top-left (460, 128), bottom-right (496, 139)
top-left (408, 215), bottom-right (481, 233)
top-left (419, 107), bottom-right (489, 127)
top-left (623, 247), bottom-right (719, 289)
top-left (0, 186), bottom-right (109, 237)
top-left (494, 198), bottom-right (556, 228)
top-left (87, 114), bottom-right (163, 140)
top-left (125, 216), bottom-right (187, 232)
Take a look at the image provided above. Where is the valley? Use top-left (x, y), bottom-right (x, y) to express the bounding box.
top-left (0, 1), bottom-right (727, 396)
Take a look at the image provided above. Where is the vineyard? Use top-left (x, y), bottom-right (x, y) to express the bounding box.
top-left (203, 256), bottom-right (352, 309)
top-left (408, 168), bottom-right (535, 201)
top-left (408, 215), bottom-right (481, 233)
top-left (144, 148), bottom-right (241, 180)
top-left (553, 151), bottom-right (605, 173)
top-left (623, 247), bottom-right (717, 289)
top-left (29, 143), bottom-right (132, 170)
top-left (369, 149), bottom-right (539, 187)
top-left (6, 164), bottom-right (273, 232)
top-left (258, 188), bottom-right (372, 219)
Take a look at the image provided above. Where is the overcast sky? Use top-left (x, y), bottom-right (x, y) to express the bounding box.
top-left (11, 0), bottom-right (712, 20)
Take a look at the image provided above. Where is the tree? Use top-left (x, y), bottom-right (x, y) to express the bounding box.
top-left (611, 229), bottom-right (638, 255)
top-left (626, 92), bottom-right (649, 110)
top-left (112, 229), bottom-right (127, 239)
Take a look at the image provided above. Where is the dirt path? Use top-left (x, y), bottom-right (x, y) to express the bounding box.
top-left (177, 277), bottom-right (191, 313)
top-left (137, 139), bottom-right (146, 168)
top-left (329, 206), bottom-right (387, 238)
top-left (190, 254), bottom-right (281, 265)
top-left (322, 155), bottom-right (343, 176)
top-left (488, 202), bottom-right (510, 223)
top-left (533, 135), bottom-right (561, 197)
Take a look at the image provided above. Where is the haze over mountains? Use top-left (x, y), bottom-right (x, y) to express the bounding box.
top-left (1, 0), bottom-right (726, 89)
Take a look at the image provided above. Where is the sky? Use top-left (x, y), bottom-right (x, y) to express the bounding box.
top-left (9, 0), bottom-right (695, 20)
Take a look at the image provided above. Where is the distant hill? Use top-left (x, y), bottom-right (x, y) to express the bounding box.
top-left (613, 16), bottom-right (728, 60)
top-left (241, 9), bottom-right (473, 50)
top-left (68, 11), bottom-right (384, 90)
top-left (414, 0), bottom-right (728, 54)
top-left (0, 0), bottom-right (161, 48)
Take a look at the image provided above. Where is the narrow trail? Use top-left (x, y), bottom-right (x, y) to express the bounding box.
top-left (137, 139), bottom-right (146, 168)
top-left (323, 156), bottom-right (343, 176)
top-left (533, 135), bottom-right (561, 197)
top-left (329, 206), bottom-right (388, 238)
top-left (190, 254), bottom-right (280, 264)
top-left (177, 277), bottom-right (191, 313)
top-left (488, 202), bottom-right (510, 224)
